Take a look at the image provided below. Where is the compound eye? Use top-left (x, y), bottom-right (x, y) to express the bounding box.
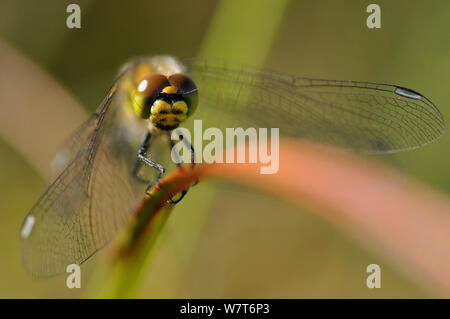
top-left (137, 74), bottom-right (170, 97)
top-left (169, 73), bottom-right (198, 116)
top-left (168, 73), bottom-right (196, 95)
top-left (133, 74), bottom-right (170, 118)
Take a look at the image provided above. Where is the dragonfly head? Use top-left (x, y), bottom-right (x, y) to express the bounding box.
top-left (133, 73), bottom-right (198, 130)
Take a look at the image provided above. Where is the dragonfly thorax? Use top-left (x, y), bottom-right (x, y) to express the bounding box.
top-left (132, 72), bottom-right (198, 131)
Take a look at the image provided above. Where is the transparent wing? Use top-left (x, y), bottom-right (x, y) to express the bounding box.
top-left (185, 60), bottom-right (445, 153)
top-left (50, 114), bottom-right (99, 178)
top-left (20, 73), bottom-right (146, 277)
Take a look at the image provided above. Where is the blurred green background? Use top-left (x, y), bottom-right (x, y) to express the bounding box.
top-left (0, 0), bottom-right (448, 298)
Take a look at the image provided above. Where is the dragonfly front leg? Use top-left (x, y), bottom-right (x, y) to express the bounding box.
top-left (167, 131), bottom-right (197, 204)
top-left (132, 131), bottom-right (166, 194)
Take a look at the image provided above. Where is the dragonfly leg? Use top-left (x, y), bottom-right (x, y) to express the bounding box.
top-left (133, 131), bottom-right (166, 194)
top-left (167, 131), bottom-right (197, 204)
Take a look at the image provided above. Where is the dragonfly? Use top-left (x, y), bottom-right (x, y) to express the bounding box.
top-left (20, 56), bottom-right (445, 277)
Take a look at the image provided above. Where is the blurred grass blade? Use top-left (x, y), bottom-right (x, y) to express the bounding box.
top-left (205, 140), bottom-right (450, 296)
top-left (0, 41), bottom-right (88, 179)
top-left (199, 0), bottom-right (290, 65)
